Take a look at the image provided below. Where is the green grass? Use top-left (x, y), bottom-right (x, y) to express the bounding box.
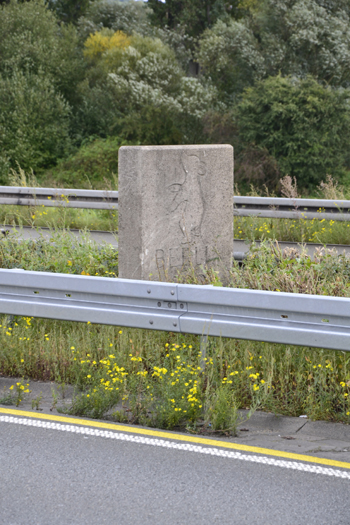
top-left (234, 215), bottom-right (350, 245)
top-left (2, 162), bottom-right (118, 231)
top-left (0, 229), bottom-right (118, 276)
top-left (3, 167), bottom-right (350, 243)
top-left (0, 204), bottom-right (118, 232)
top-left (234, 174), bottom-right (350, 245)
top-left (3, 161), bottom-right (350, 243)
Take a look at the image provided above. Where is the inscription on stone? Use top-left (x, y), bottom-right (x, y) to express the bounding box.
top-left (118, 145), bottom-right (233, 280)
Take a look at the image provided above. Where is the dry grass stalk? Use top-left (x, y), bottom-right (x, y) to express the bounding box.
top-left (8, 163), bottom-right (39, 188)
top-left (317, 175), bottom-right (345, 201)
top-left (279, 175), bottom-right (299, 199)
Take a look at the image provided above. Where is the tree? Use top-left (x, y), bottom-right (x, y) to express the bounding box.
top-left (197, 19), bottom-right (265, 102)
top-left (77, 0), bottom-right (152, 38)
top-left (0, 0), bottom-right (85, 106)
top-left (0, 69), bottom-right (71, 183)
top-left (197, 0), bottom-right (350, 102)
top-left (236, 75), bottom-right (350, 189)
top-left (147, 0), bottom-right (240, 39)
top-left (254, 0), bottom-right (350, 86)
top-left (78, 29), bottom-right (220, 144)
top-left (46, 0), bottom-right (93, 24)
top-left (77, 0), bottom-right (192, 69)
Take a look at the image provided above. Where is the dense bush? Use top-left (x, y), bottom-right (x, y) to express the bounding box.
top-left (0, 69), bottom-right (71, 184)
top-left (197, 19), bottom-right (265, 102)
top-left (251, 0), bottom-right (350, 86)
top-left (147, 0), bottom-right (240, 39)
top-left (0, 0), bottom-right (84, 105)
top-left (236, 76), bottom-right (350, 189)
top-left (41, 136), bottom-right (124, 188)
top-left (46, 0), bottom-right (92, 24)
top-left (77, 0), bottom-right (153, 40)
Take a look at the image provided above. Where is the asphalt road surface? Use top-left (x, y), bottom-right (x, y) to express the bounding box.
top-left (1, 409), bottom-right (350, 525)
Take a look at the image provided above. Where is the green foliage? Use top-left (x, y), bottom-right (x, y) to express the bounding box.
top-left (0, 229), bottom-right (118, 276)
top-left (46, 0), bottom-right (93, 24)
top-left (198, 0), bottom-right (350, 101)
top-left (234, 197), bottom-right (350, 247)
top-left (77, 0), bottom-right (153, 40)
top-left (2, 312), bottom-right (350, 427)
top-left (0, 164), bottom-right (118, 229)
top-left (0, 69), bottom-right (71, 184)
top-left (229, 241), bottom-right (350, 297)
top-left (116, 105), bottom-right (183, 145)
top-left (0, 0), bottom-right (85, 105)
top-left (234, 146), bottom-right (281, 191)
top-left (79, 29), bottom-right (220, 144)
top-left (205, 386), bottom-right (238, 433)
top-left (73, 77), bottom-right (122, 142)
top-left (236, 76), bottom-right (350, 189)
top-left (86, 31), bottom-right (183, 87)
top-left (0, 380), bottom-right (31, 406)
top-left (0, 0), bottom-right (59, 74)
top-left (61, 383), bottom-right (120, 419)
top-left (2, 236), bottom-right (350, 426)
top-left (2, 0), bottom-right (350, 203)
top-left (253, 0), bottom-right (350, 86)
top-left (42, 136), bottom-right (123, 188)
top-left (9, 380), bottom-right (31, 406)
top-left (197, 19), bottom-right (265, 100)
top-left (147, 0), bottom-right (241, 39)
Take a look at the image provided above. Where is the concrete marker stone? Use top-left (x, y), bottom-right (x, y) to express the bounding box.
top-left (118, 145), bottom-right (233, 281)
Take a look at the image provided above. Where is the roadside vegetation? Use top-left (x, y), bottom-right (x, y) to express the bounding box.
top-left (1, 0), bottom-right (350, 195)
top-left (235, 175), bottom-right (350, 245)
top-left (2, 315), bottom-right (350, 433)
top-left (1, 230), bottom-right (350, 432)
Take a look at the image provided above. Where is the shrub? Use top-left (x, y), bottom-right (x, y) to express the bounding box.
top-left (41, 136), bottom-right (125, 188)
top-left (0, 69), bottom-right (71, 183)
top-left (83, 30), bottom-right (132, 60)
top-left (0, 0), bottom-right (84, 106)
top-left (236, 75), bottom-right (350, 190)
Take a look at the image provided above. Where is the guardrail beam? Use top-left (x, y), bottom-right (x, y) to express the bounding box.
top-left (0, 269), bottom-right (349, 351)
top-left (0, 187), bottom-right (118, 210)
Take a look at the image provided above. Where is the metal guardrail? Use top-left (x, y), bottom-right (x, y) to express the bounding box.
top-left (234, 196), bottom-right (350, 221)
top-left (0, 187), bottom-right (118, 210)
top-left (0, 269), bottom-right (349, 351)
top-left (1, 186), bottom-right (350, 220)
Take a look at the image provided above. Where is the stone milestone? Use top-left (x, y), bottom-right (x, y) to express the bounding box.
top-left (118, 145), bottom-right (234, 281)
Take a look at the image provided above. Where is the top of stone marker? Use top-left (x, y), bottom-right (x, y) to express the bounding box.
top-left (119, 144), bottom-right (233, 152)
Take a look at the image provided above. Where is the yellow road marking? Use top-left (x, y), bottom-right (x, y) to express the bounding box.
top-left (1, 406), bottom-right (350, 470)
